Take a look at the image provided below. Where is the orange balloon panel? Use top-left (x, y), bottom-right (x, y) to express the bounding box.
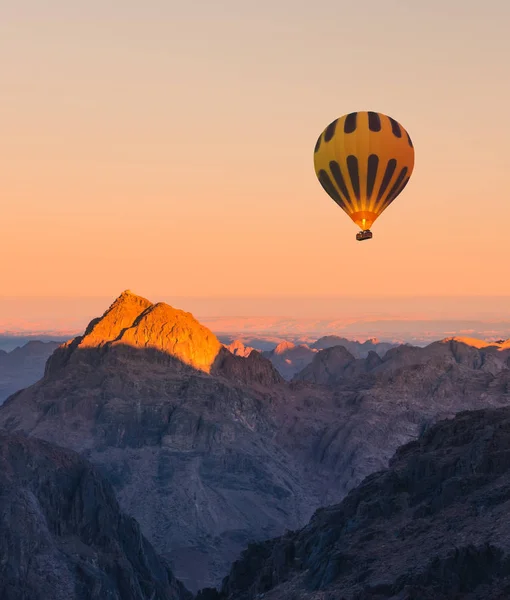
top-left (313, 111), bottom-right (415, 230)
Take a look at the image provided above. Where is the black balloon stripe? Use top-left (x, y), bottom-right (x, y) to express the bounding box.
top-left (314, 134), bottom-right (322, 153)
top-left (329, 161), bottom-right (354, 209)
top-left (394, 175), bottom-right (410, 200)
top-left (388, 116), bottom-right (402, 138)
top-left (382, 168), bottom-right (409, 208)
top-left (376, 159), bottom-right (397, 205)
top-left (387, 174), bottom-right (410, 204)
top-left (318, 170), bottom-right (348, 210)
top-left (324, 119), bottom-right (338, 142)
top-left (344, 112), bottom-right (358, 133)
top-left (366, 154), bottom-right (379, 200)
top-left (368, 112), bottom-right (382, 132)
top-left (347, 155), bottom-right (360, 201)
top-left (406, 131), bottom-right (413, 148)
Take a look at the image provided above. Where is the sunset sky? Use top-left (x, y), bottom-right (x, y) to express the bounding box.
top-left (1, 1), bottom-right (510, 313)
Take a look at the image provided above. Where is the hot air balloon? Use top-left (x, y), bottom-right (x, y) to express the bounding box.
top-left (313, 111), bottom-right (415, 241)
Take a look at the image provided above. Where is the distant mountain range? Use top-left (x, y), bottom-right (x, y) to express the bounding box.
top-left (207, 316), bottom-right (510, 346)
top-left (0, 333), bottom-right (70, 352)
top-left (1, 291), bottom-right (510, 596)
top-left (259, 336), bottom-right (398, 380)
top-left (0, 340), bottom-right (61, 403)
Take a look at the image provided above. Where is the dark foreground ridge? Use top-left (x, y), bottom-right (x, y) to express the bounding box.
top-left (0, 432), bottom-right (191, 600)
top-left (200, 407), bottom-right (510, 600)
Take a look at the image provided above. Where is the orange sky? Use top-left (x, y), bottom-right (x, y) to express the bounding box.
top-left (1, 1), bottom-right (510, 305)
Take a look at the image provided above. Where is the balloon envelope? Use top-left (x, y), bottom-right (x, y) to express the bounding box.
top-left (313, 111), bottom-right (415, 230)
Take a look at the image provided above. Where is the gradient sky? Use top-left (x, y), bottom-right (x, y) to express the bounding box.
top-left (1, 0), bottom-right (510, 305)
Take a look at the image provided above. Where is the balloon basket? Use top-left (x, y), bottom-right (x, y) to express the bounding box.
top-left (356, 230), bottom-right (373, 241)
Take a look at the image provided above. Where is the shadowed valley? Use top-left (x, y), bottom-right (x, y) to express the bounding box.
top-left (202, 407), bottom-right (510, 599)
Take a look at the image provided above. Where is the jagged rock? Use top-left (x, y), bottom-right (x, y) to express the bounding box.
top-left (213, 347), bottom-right (283, 386)
top-left (79, 289), bottom-right (154, 347)
top-left (0, 432), bottom-right (191, 600)
top-left (225, 340), bottom-right (256, 358)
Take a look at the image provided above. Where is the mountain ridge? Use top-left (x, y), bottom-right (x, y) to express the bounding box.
top-left (1, 290), bottom-right (510, 592)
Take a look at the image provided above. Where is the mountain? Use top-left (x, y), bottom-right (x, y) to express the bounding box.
top-left (260, 338), bottom-right (395, 381)
top-left (0, 340), bottom-right (61, 404)
top-left (1, 292), bottom-right (510, 592)
top-left (261, 341), bottom-right (317, 380)
top-left (293, 345), bottom-right (382, 385)
top-left (287, 336), bottom-right (510, 494)
top-left (202, 406), bottom-right (510, 600)
top-left (0, 291), bottom-right (327, 592)
top-left (69, 290), bottom-right (222, 374)
top-left (311, 335), bottom-right (397, 357)
top-left (294, 336), bottom-right (510, 386)
top-left (0, 431), bottom-right (191, 600)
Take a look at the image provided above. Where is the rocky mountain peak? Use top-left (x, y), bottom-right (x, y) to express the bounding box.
top-left (213, 346), bottom-right (283, 386)
top-left (311, 335), bottom-right (348, 349)
top-left (273, 341), bottom-right (296, 355)
top-left (114, 301), bottom-right (222, 374)
top-left (442, 335), bottom-right (510, 351)
top-left (224, 339), bottom-right (255, 358)
top-left (294, 344), bottom-right (357, 384)
top-left (54, 292), bottom-right (223, 374)
top-left (79, 290), bottom-right (153, 348)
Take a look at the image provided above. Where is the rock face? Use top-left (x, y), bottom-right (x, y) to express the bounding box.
top-left (213, 346), bottom-right (283, 386)
top-left (0, 432), bottom-right (191, 600)
top-left (208, 406), bottom-right (510, 600)
top-left (1, 292), bottom-right (510, 593)
top-left (225, 340), bottom-right (256, 358)
top-left (0, 340), bottom-right (61, 403)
